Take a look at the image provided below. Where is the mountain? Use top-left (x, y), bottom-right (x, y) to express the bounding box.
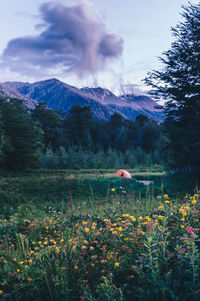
top-left (2, 79), bottom-right (164, 122)
top-left (81, 87), bottom-right (164, 122)
top-left (0, 83), bottom-right (36, 109)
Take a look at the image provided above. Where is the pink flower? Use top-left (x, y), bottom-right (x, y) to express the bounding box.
top-left (185, 224), bottom-right (196, 238)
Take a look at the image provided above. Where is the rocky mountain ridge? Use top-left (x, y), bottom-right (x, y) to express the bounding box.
top-left (2, 78), bottom-right (164, 122)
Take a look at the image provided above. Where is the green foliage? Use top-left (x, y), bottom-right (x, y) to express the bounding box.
top-left (145, 2), bottom-right (200, 170)
top-left (0, 98), bottom-right (43, 170)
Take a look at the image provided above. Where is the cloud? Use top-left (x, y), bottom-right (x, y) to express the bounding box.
top-left (1, 1), bottom-right (123, 78)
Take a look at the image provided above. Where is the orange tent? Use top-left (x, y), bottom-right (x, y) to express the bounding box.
top-left (115, 169), bottom-right (132, 178)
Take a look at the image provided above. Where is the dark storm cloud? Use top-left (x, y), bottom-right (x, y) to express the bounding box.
top-left (2, 1), bottom-right (123, 77)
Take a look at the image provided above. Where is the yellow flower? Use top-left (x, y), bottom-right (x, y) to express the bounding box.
top-left (84, 228), bottom-right (90, 233)
top-left (118, 227), bottom-right (123, 232)
top-left (28, 259), bottom-right (33, 263)
top-left (82, 221), bottom-right (87, 225)
top-left (158, 205), bottom-right (164, 210)
top-left (60, 239), bottom-right (64, 243)
top-left (157, 215), bottom-right (164, 220)
top-left (91, 226), bottom-right (96, 230)
top-left (130, 216), bottom-right (136, 222)
top-left (38, 241), bottom-right (42, 245)
top-left (164, 194), bottom-right (169, 198)
top-left (122, 214), bottom-right (129, 217)
top-left (111, 188), bottom-right (115, 192)
top-left (91, 263), bottom-right (95, 267)
top-left (68, 239), bottom-right (72, 243)
top-left (0, 290), bottom-right (3, 294)
top-left (17, 269), bottom-right (20, 272)
top-left (82, 245), bottom-right (87, 249)
top-left (19, 261), bottom-right (24, 264)
top-left (28, 278), bottom-right (32, 282)
top-left (90, 246), bottom-right (95, 251)
top-left (165, 200), bottom-right (170, 204)
top-left (141, 231), bottom-right (146, 235)
top-left (112, 231), bottom-right (117, 235)
top-left (3, 219), bottom-right (7, 222)
top-left (74, 265), bottom-right (78, 270)
top-left (191, 200), bottom-right (196, 205)
top-left (180, 225), bottom-right (185, 229)
top-left (145, 216), bottom-right (151, 222)
top-left (115, 262), bottom-right (120, 267)
top-left (138, 216), bottom-right (143, 221)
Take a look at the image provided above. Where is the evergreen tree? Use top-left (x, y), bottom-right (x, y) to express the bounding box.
top-left (145, 3), bottom-right (200, 170)
top-left (0, 98), bottom-right (43, 170)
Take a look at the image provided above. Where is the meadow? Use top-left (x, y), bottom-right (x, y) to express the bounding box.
top-left (0, 168), bottom-right (200, 300)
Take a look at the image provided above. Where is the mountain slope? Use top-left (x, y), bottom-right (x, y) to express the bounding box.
top-left (4, 79), bottom-right (122, 120)
top-left (0, 83), bottom-right (36, 109)
top-left (3, 79), bottom-right (164, 122)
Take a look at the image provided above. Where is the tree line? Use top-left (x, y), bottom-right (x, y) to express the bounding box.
top-left (0, 99), bottom-right (166, 170)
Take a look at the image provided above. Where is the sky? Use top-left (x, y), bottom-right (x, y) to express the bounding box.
top-left (0, 0), bottom-right (199, 94)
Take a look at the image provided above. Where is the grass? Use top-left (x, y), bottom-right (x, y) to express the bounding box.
top-left (0, 168), bottom-right (200, 300)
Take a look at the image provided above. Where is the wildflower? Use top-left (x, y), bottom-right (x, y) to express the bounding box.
top-left (28, 278), bottom-right (32, 282)
top-left (157, 215), bottom-right (164, 220)
top-left (130, 216), bottom-right (136, 222)
top-left (180, 225), bottom-right (185, 229)
top-left (84, 228), bottom-right (90, 233)
top-left (60, 239), bottom-right (64, 243)
top-left (111, 188), bottom-right (115, 192)
top-left (164, 194), bottom-right (169, 198)
top-left (91, 263), bottom-right (95, 267)
top-left (138, 216), bottom-right (143, 221)
top-left (122, 214), bottom-right (129, 217)
top-left (118, 227), bottom-right (123, 232)
top-left (90, 246), bottom-right (95, 251)
top-left (185, 225), bottom-right (196, 238)
top-left (191, 199), bottom-right (196, 205)
top-left (38, 241), bottom-right (42, 245)
top-left (158, 205), bottom-right (164, 210)
top-left (82, 221), bottom-right (87, 225)
top-left (165, 200), bottom-right (170, 204)
top-left (3, 219), bottom-right (7, 222)
top-left (115, 262), bottom-right (120, 267)
top-left (112, 231), bottom-right (117, 235)
top-left (68, 239), bottom-right (72, 243)
top-left (0, 290), bottom-right (3, 294)
top-left (145, 216), bottom-right (151, 222)
top-left (19, 261), bottom-right (24, 264)
top-left (74, 265), bottom-right (78, 270)
top-left (82, 245), bottom-right (87, 249)
top-left (17, 269), bottom-right (20, 272)
top-left (91, 226), bottom-right (96, 230)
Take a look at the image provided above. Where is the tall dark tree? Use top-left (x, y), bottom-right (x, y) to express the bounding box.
top-left (66, 105), bottom-right (94, 147)
top-left (0, 98), bottom-right (43, 170)
top-left (145, 3), bottom-right (200, 170)
top-left (32, 103), bottom-right (63, 150)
